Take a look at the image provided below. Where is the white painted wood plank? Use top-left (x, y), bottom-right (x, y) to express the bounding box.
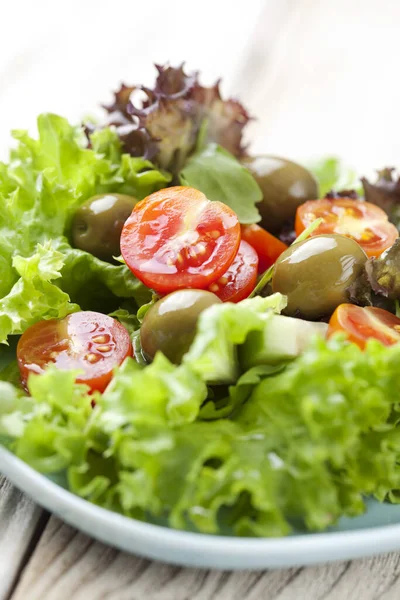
top-left (11, 516), bottom-right (400, 600)
top-left (0, 477), bottom-right (45, 600)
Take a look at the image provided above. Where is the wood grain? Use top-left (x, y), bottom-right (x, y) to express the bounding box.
top-left (10, 515), bottom-right (400, 600)
top-left (0, 477), bottom-right (46, 600)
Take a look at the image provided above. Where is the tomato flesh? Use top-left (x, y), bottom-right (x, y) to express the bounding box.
top-left (295, 198), bottom-right (398, 257)
top-left (208, 240), bottom-right (258, 303)
top-left (241, 224), bottom-right (288, 273)
top-left (17, 311), bottom-right (132, 392)
top-left (121, 186), bottom-right (241, 294)
top-left (328, 304), bottom-right (400, 349)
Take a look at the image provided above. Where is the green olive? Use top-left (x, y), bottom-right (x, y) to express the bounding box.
top-left (242, 155), bottom-right (318, 233)
top-left (72, 194), bottom-right (137, 261)
top-left (140, 289), bottom-right (222, 364)
top-left (272, 234), bottom-right (367, 319)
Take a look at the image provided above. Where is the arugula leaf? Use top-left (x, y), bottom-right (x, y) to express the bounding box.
top-left (179, 143), bottom-right (262, 224)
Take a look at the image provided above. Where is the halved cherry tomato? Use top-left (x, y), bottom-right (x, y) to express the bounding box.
top-left (295, 197), bottom-right (398, 257)
top-left (328, 303), bottom-right (400, 349)
top-left (241, 224), bottom-right (288, 273)
top-left (208, 240), bottom-right (258, 303)
top-left (17, 311), bottom-right (132, 393)
top-left (120, 186), bottom-right (241, 294)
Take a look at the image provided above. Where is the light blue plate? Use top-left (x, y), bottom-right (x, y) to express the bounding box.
top-left (3, 345), bottom-right (400, 569)
top-left (3, 446), bottom-right (400, 569)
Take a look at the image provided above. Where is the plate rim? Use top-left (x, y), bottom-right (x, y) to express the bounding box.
top-left (1, 444), bottom-right (399, 570)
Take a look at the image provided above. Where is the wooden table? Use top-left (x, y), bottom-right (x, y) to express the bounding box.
top-left (2, 1), bottom-right (400, 597)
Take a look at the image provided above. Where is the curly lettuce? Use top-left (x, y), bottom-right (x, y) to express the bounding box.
top-left (99, 64), bottom-right (251, 173)
top-left (3, 301), bottom-right (400, 536)
top-left (0, 114), bottom-right (170, 342)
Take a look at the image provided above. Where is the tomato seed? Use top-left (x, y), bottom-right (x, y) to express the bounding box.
top-left (96, 345), bottom-right (112, 353)
top-left (92, 334), bottom-right (109, 344)
top-left (86, 353), bottom-right (100, 363)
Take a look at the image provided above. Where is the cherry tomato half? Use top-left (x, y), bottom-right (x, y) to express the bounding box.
top-left (295, 197), bottom-right (398, 257)
top-left (17, 311), bottom-right (132, 393)
top-left (328, 304), bottom-right (400, 349)
top-left (241, 224), bottom-right (288, 273)
top-left (120, 186), bottom-right (241, 294)
top-left (208, 240), bottom-right (258, 303)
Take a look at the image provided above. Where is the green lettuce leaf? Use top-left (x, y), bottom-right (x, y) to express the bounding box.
top-left (183, 294), bottom-right (287, 383)
top-left (0, 243), bottom-right (78, 342)
top-left (3, 337), bottom-right (400, 536)
top-left (307, 156), bottom-right (361, 197)
top-left (0, 114), bottom-right (168, 342)
top-left (179, 143), bottom-right (262, 224)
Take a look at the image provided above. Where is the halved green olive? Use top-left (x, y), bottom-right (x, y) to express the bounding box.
top-left (140, 289), bottom-right (222, 364)
top-left (72, 194), bottom-right (137, 261)
top-left (242, 155), bottom-right (318, 233)
top-left (272, 234), bottom-right (368, 320)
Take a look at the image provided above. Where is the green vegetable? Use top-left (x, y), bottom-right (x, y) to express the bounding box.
top-left (240, 314), bottom-right (328, 370)
top-left (0, 114), bottom-right (169, 343)
top-left (183, 294), bottom-right (287, 383)
top-left (99, 64), bottom-right (251, 173)
top-left (3, 86), bottom-right (400, 540)
top-left (179, 143), bottom-right (262, 224)
top-left (3, 335), bottom-right (400, 536)
top-left (307, 156), bottom-right (361, 197)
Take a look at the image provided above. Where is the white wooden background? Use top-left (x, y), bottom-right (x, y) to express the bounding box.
top-left (2, 0), bottom-right (400, 598)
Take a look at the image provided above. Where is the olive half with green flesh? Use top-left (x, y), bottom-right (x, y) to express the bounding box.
top-left (272, 234), bottom-right (368, 320)
top-left (72, 194), bottom-right (137, 261)
top-left (242, 155), bottom-right (318, 233)
top-left (140, 289), bottom-right (222, 364)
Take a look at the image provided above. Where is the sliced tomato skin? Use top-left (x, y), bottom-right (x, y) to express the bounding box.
top-left (327, 304), bottom-right (400, 349)
top-left (295, 197), bottom-right (398, 257)
top-left (208, 241), bottom-right (258, 303)
top-left (120, 186), bottom-right (241, 294)
top-left (241, 224), bottom-right (288, 273)
top-left (17, 311), bottom-right (132, 393)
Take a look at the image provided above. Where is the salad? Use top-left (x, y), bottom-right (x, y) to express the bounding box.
top-left (2, 64), bottom-right (400, 538)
